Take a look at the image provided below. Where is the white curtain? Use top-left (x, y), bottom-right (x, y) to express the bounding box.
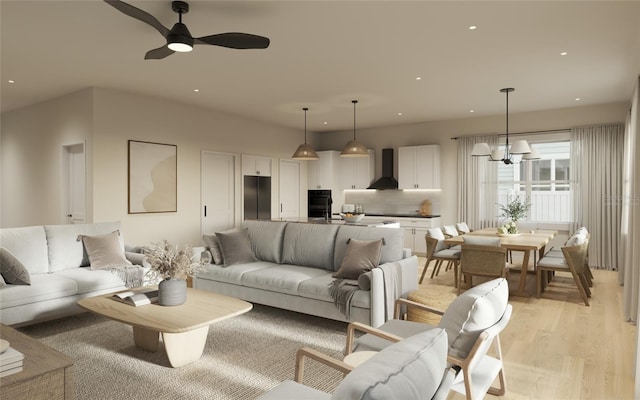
top-left (621, 77), bottom-right (640, 323)
top-left (571, 124), bottom-right (625, 270)
top-left (457, 135), bottom-right (498, 230)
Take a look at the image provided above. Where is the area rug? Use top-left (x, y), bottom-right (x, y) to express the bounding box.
top-left (18, 305), bottom-right (348, 399)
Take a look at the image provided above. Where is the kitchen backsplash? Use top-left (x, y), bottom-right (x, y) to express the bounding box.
top-left (344, 190), bottom-right (441, 216)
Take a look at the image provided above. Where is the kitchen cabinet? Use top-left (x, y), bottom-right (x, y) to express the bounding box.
top-left (308, 150), bottom-right (340, 190)
top-left (339, 150), bottom-right (374, 189)
top-left (396, 217), bottom-right (442, 256)
top-left (398, 145), bottom-right (441, 189)
top-left (242, 154), bottom-right (272, 176)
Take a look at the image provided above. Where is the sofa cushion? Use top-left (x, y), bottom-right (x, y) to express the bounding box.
top-left (80, 231), bottom-right (132, 270)
top-left (197, 261), bottom-right (275, 285)
top-left (244, 220), bottom-right (288, 263)
top-left (333, 226), bottom-right (403, 271)
top-left (241, 264), bottom-right (329, 296)
top-left (282, 223), bottom-right (339, 270)
top-left (0, 273), bottom-right (78, 309)
top-left (333, 328), bottom-right (448, 400)
top-left (333, 239), bottom-right (383, 280)
top-left (202, 234), bottom-right (224, 264)
top-left (45, 221), bottom-right (124, 272)
top-left (297, 274), bottom-right (371, 309)
top-left (0, 226), bottom-right (49, 274)
top-left (216, 229), bottom-right (258, 266)
top-left (56, 268), bottom-right (126, 294)
top-left (437, 277), bottom-right (509, 360)
top-left (0, 248), bottom-right (31, 285)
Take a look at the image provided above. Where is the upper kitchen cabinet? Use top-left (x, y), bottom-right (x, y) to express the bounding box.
top-left (308, 150), bottom-right (340, 190)
top-left (242, 154), bottom-right (272, 176)
top-left (398, 145), bottom-right (441, 189)
top-left (339, 150), bottom-right (374, 189)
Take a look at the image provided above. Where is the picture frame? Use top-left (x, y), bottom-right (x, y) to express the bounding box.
top-left (128, 140), bottom-right (177, 213)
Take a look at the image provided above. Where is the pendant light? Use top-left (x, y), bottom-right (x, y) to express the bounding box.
top-left (471, 88), bottom-right (538, 164)
top-left (292, 107), bottom-right (319, 160)
top-left (340, 100), bottom-right (369, 157)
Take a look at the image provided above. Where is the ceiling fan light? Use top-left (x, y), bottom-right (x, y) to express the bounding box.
top-left (509, 139), bottom-right (532, 154)
top-left (340, 140), bottom-right (369, 157)
top-left (471, 142), bottom-right (491, 156)
top-left (167, 22), bottom-right (194, 52)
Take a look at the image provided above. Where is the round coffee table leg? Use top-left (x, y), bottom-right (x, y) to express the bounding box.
top-left (162, 326), bottom-right (209, 368)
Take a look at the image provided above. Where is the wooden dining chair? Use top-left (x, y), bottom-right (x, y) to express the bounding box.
top-left (459, 242), bottom-right (509, 294)
top-left (536, 240), bottom-right (590, 306)
top-left (421, 228), bottom-right (460, 284)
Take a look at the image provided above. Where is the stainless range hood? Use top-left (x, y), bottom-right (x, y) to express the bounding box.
top-left (368, 148), bottom-right (399, 190)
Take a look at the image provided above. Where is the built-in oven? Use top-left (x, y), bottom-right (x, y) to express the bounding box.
top-left (308, 189), bottom-right (332, 219)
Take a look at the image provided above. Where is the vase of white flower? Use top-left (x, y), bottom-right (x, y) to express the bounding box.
top-left (497, 195), bottom-right (531, 235)
top-left (144, 241), bottom-right (204, 306)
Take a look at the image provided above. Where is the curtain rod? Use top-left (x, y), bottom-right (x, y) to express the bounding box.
top-left (450, 128), bottom-right (570, 140)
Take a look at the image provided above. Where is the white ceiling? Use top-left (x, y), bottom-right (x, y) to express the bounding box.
top-left (2, 1), bottom-right (639, 133)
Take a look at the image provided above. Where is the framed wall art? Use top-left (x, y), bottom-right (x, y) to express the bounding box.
top-left (128, 140), bottom-right (177, 213)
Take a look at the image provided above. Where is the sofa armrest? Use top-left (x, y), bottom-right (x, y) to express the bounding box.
top-left (369, 255), bottom-right (419, 327)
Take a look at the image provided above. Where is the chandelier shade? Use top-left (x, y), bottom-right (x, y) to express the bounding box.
top-left (292, 107), bottom-right (319, 160)
top-left (471, 88), bottom-right (537, 164)
top-left (340, 100), bottom-right (369, 157)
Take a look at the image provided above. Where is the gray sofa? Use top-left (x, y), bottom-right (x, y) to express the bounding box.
top-left (0, 221), bottom-right (145, 326)
top-left (194, 220), bottom-right (418, 327)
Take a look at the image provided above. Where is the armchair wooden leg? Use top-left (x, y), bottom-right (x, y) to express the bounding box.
top-left (419, 258), bottom-right (432, 284)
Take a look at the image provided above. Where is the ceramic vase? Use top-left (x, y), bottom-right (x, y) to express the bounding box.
top-left (158, 278), bottom-right (187, 306)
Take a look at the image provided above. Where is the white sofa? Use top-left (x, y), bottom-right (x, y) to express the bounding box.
top-left (0, 221), bottom-right (144, 326)
top-left (194, 220), bottom-right (418, 327)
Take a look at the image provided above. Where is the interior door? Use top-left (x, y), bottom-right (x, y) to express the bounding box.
top-left (279, 160), bottom-right (300, 218)
top-left (202, 151), bottom-right (235, 235)
top-left (62, 143), bottom-right (86, 224)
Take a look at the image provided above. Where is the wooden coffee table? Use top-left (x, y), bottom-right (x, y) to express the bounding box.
top-left (78, 287), bottom-right (252, 368)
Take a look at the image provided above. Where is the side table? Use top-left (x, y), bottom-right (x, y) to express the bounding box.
top-left (0, 324), bottom-right (74, 400)
top-left (407, 286), bottom-right (457, 325)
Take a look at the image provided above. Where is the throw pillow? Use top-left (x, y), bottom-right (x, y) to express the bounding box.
top-left (333, 238), bottom-right (383, 280)
top-left (0, 247), bottom-right (31, 285)
top-left (202, 234), bottom-right (224, 265)
top-left (215, 229), bottom-right (257, 267)
top-left (80, 231), bottom-right (131, 270)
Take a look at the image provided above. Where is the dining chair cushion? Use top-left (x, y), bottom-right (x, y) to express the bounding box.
top-left (441, 225), bottom-right (459, 237)
top-left (437, 277), bottom-right (509, 360)
top-left (455, 222), bottom-right (471, 234)
top-left (334, 328), bottom-right (448, 400)
top-left (433, 248), bottom-right (461, 260)
top-left (565, 231), bottom-right (587, 246)
top-left (537, 256), bottom-right (568, 269)
top-left (462, 236), bottom-right (501, 246)
top-left (427, 228), bottom-right (446, 240)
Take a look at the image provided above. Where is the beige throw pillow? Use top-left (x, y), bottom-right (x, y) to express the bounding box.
top-left (202, 234), bottom-right (224, 265)
top-left (333, 238), bottom-right (383, 280)
top-left (215, 229), bottom-right (257, 267)
top-left (80, 231), bottom-right (131, 270)
top-left (0, 247), bottom-right (31, 285)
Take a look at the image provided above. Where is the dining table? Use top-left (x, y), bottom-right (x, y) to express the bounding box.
top-left (444, 228), bottom-right (557, 296)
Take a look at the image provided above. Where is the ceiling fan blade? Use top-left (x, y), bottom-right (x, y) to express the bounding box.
top-left (144, 45), bottom-right (175, 60)
top-left (195, 33), bottom-right (270, 49)
top-left (104, 0), bottom-right (169, 37)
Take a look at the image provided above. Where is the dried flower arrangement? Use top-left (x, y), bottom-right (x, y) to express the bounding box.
top-left (144, 241), bottom-right (204, 281)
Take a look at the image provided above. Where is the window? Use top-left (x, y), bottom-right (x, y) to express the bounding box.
top-left (497, 141), bottom-right (571, 223)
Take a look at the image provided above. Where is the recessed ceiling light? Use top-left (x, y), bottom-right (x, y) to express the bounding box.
top-left (8, 80), bottom-right (14, 84)
top-left (193, 89), bottom-right (199, 92)
top-left (416, 77), bottom-right (422, 81)
top-left (323, 121), bottom-right (328, 125)
top-left (469, 110), bottom-right (475, 113)
top-left (398, 112), bottom-right (402, 116)
top-left (575, 97), bottom-right (581, 101)
top-left (560, 52), bottom-right (568, 56)
top-left (469, 25), bottom-right (477, 30)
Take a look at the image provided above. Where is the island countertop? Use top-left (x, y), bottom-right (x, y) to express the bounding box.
top-left (270, 217), bottom-right (400, 228)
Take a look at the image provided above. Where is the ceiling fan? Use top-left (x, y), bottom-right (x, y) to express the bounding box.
top-left (104, 0), bottom-right (270, 60)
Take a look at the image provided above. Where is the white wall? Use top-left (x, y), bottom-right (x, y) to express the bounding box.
top-left (1, 89), bottom-right (94, 227)
top-left (1, 88), bottom-right (308, 246)
top-left (317, 102), bottom-right (629, 225)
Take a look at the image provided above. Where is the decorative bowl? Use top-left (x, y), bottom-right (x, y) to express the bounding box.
top-left (340, 213), bottom-right (365, 223)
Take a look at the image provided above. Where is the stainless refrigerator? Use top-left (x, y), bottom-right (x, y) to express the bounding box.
top-left (243, 176), bottom-right (271, 220)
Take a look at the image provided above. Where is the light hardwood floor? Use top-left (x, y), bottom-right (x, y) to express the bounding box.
top-left (416, 257), bottom-right (636, 400)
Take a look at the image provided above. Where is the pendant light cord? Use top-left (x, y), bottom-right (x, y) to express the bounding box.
top-left (303, 107), bottom-right (308, 144)
top-left (352, 100), bottom-right (358, 140)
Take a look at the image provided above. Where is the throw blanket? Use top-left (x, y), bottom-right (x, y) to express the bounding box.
top-left (329, 262), bottom-right (401, 321)
top-left (329, 279), bottom-right (360, 320)
top-left (107, 265), bottom-right (146, 288)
